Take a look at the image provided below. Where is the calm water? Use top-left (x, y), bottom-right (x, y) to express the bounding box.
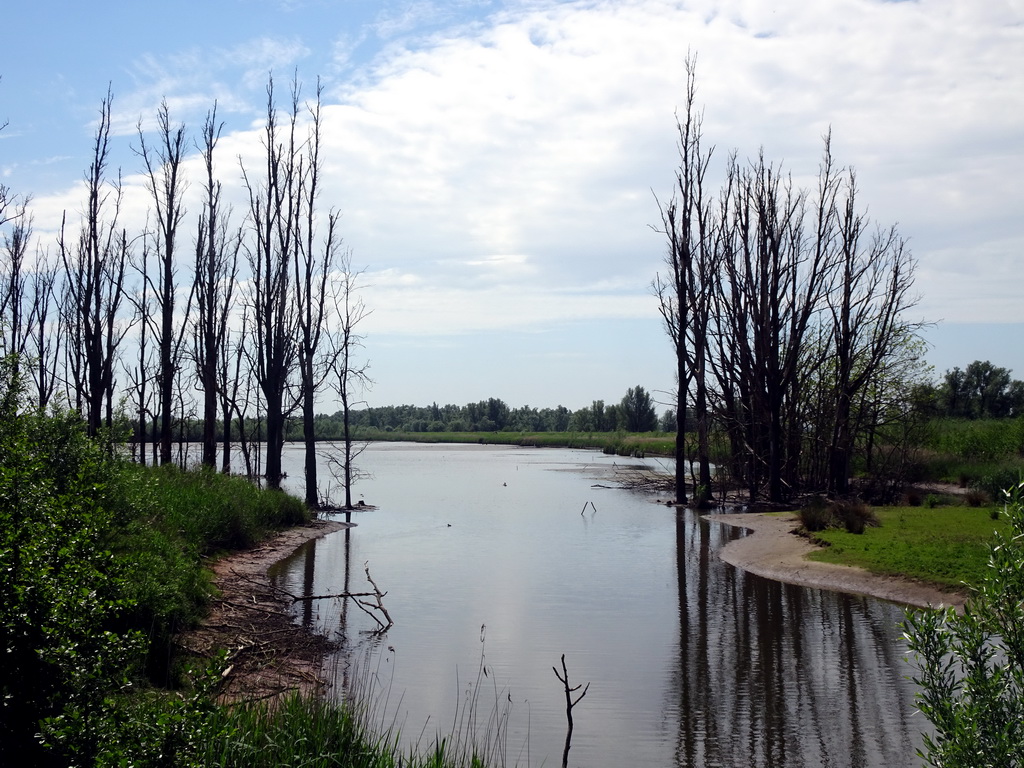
top-left (272, 443), bottom-right (925, 767)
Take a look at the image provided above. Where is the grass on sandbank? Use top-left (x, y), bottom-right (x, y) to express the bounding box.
top-left (808, 504), bottom-right (1009, 589)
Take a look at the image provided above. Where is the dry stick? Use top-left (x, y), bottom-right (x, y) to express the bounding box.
top-left (579, 501), bottom-right (597, 516)
top-left (553, 653), bottom-right (590, 768)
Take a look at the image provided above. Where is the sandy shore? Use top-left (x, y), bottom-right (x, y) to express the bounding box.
top-left (708, 512), bottom-right (966, 610)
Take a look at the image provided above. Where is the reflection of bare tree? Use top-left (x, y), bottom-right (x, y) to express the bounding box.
top-left (668, 510), bottom-right (920, 767)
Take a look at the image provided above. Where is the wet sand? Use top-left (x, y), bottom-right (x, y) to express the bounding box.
top-left (709, 512), bottom-right (966, 610)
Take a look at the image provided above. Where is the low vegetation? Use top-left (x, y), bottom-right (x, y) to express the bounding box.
top-left (806, 503), bottom-right (1008, 589)
top-left (352, 427), bottom-right (675, 457)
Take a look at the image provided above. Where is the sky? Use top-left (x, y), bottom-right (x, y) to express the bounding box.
top-left (1, 0), bottom-right (1022, 413)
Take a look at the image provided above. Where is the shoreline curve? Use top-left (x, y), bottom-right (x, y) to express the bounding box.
top-left (707, 511), bottom-right (966, 610)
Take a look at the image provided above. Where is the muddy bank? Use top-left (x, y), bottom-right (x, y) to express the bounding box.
top-left (177, 518), bottom-right (350, 703)
top-left (709, 511), bottom-right (966, 610)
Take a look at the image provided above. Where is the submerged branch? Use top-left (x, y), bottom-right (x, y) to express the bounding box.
top-left (274, 562), bottom-right (394, 633)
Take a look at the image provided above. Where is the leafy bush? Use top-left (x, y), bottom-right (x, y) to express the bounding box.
top-left (0, 360), bottom-right (312, 764)
top-left (904, 480), bottom-right (1024, 767)
top-left (0, 364), bottom-right (143, 763)
top-left (971, 466), bottom-right (1023, 502)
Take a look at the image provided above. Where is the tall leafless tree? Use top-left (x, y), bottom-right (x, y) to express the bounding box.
top-left (653, 55), bottom-right (716, 506)
top-left (242, 75), bottom-right (302, 490)
top-left (24, 251), bottom-right (61, 411)
top-left (294, 82), bottom-right (341, 507)
top-left (1, 202), bottom-right (31, 363)
top-left (819, 139), bottom-right (921, 495)
top-left (136, 100), bottom-right (190, 465)
top-left (60, 89), bottom-right (132, 437)
top-left (655, 73), bottom-right (922, 503)
top-left (193, 104), bottom-right (241, 470)
top-left (125, 242), bottom-right (155, 463)
top-left (327, 252), bottom-right (371, 510)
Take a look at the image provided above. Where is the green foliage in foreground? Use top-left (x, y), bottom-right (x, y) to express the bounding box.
top-left (0, 360), bottom-right (311, 765)
top-left (72, 682), bottom-right (495, 768)
top-left (904, 483), bottom-right (1024, 767)
top-left (808, 504), bottom-right (1008, 589)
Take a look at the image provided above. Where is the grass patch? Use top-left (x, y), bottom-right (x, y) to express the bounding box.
top-left (355, 429), bottom-right (676, 457)
top-left (808, 504), bottom-right (1009, 589)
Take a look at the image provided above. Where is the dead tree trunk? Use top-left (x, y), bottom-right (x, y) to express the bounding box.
top-left (553, 654), bottom-right (590, 768)
top-left (136, 100), bottom-right (189, 465)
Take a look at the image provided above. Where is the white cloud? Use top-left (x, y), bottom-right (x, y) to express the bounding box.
top-left (20, 0), bottom-right (1024, 355)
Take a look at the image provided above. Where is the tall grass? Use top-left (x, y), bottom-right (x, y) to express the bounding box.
top-left (116, 462), bottom-right (310, 553)
top-left (914, 417), bottom-right (1024, 490)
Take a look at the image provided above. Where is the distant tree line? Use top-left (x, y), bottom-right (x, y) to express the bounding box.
top-left (0, 76), bottom-right (369, 508)
top-left (324, 385), bottom-right (663, 436)
top-left (920, 360), bottom-right (1024, 420)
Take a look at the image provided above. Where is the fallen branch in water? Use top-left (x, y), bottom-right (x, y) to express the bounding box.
top-left (275, 562), bottom-right (394, 633)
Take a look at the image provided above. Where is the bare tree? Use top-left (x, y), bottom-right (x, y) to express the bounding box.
top-left (59, 88), bottom-right (132, 436)
top-left (0, 89), bottom-right (13, 230)
top-left (712, 151), bottom-right (838, 503)
top-left (653, 55), bottom-right (716, 505)
top-left (1, 202), bottom-right (31, 362)
top-left (242, 75), bottom-right (301, 490)
top-left (327, 252), bottom-right (371, 510)
top-left (654, 75), bottom-right (923, 503)
top-left (294, 81), bottom-right (341, 508)
top-left (136, 100), bottom-right (190, 465)
top-left (193, 104), bottom-right (241, 470)
top-left (821, 140), bottom-right (921, 495)
top-left (24, 251), bottom-right (61, 411)
top-left (0, 202), bottom-right (62, 412)
top-left (125, 242), bottom-right (155, 462)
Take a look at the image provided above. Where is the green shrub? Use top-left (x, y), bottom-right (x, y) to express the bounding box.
top-left (971, 467), bottom-right (1023, 502)
top-left (0, 359), bottom-right (313, 764)
top-left (904, 480), bottom-right (1024, 767)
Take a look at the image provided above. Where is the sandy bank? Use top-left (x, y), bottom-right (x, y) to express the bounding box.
top-left (708, 512), bottom-right (966, 610)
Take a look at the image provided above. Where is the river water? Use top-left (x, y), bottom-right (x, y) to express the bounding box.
top-left (272, 442), bottom-right (925, 767)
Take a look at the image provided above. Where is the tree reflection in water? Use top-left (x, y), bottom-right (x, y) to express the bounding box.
top-left (670, 509), bottom-right (922, 767)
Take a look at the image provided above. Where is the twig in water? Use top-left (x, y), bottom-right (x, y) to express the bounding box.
top-left (553, 653), bottom-right (590, 768)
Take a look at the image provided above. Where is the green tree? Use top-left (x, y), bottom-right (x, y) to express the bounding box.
top-left (904, 479), bottom-right (1024, 767)
top-left (620, 385), bottom-right (658, 432)
top-left (938, 361), bottom-right (1024, 419)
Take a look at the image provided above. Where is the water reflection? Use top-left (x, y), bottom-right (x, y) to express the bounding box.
top-left (272, 444), bottom-right (924, 767)
top-left (671, 510), bottom-right (921, 767)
